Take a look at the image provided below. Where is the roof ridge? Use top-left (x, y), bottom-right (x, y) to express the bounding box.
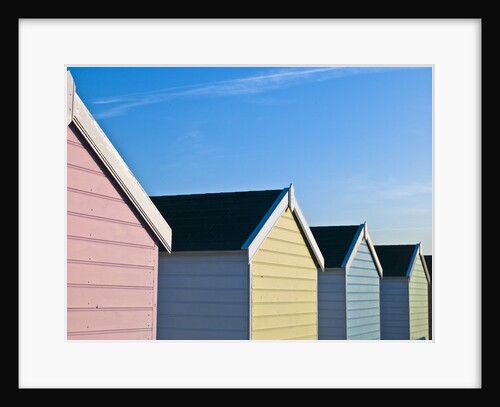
top-left (150, 188), bottom-right (283, 199)
top-left (374, 244), bottom-right (417, 247)
top-left (311, 224), bottom-right (360, 229)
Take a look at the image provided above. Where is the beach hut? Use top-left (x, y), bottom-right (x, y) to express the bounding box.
top-left (425, 255), bottom-right (433, 340)
top-left (311, 224), bottom-right (383, 340)
top-left (376, 244), bottom-right (431, 340)
top-left (150, 185), bottom-right (324, 340)
top-left (66, 71), bottom-right (172, 340)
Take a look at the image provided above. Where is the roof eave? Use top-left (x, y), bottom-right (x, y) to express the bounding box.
top-left (242, 187), bottom-right (289, 258)
top-left (419, 245), bottom-right (431, 283)
top-left (341, 223), bottom-right (364, 270)
top-left (290, 190), bottom-right (325, 270)
top-left (364, 224), bottom-right (384, 278)
top-left (243, 184), bottom-right (325, 270)
top-left (406, 244), bottom-right (420, 278)
top-left (67, 71), bottom-right (172, 252)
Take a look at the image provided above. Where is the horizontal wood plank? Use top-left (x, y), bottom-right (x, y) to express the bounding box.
top-left (156, 328), bottom-right (247, 340)
top-left (67, 165), bottom-right (123, 201)
top-left (252, 302), bottom-right (317, 316)
top-left (68, 309), bottom-right (153, 333)
top-left (252, 289), bottom-right (316, 303)
top-left (267, 226), bottom-right (306, 245)
top-left (252, 275), bottom-right (316, 291)
top-left (68, 261), bottom-right (154, 287)
top-left (67, 285), bottom-right (153, 308)
top-left (157, 314), bottom-right (248, 331)
top-left (259, 238), bottom-right (312, 257)
top-left (68, 189), bottom-right (140, 225)
top-left (252, 323), bottom-right (316, 340)
top-left (253, 249), bottom-right (316, 268)
top-left (158, 274), bottom-right (247, 290)
top-left (347, 290), bottom-right (379, 300)
top-left (252, 312), bottom-right (316, 330)
top-left (67, 237), bottom-right (154, 266)
top-left (158, 288), bottom-right (247, 303)
top-left (67, 212), bottom-right (152, 246)
top-left (252, 261), bottom-right (317, 278)
top-left (67, 140), bottom-right (104, 174)
top-left (159, 301), bottom-right (248, 317)
top-left (68, 329), bottom-right (153, 340)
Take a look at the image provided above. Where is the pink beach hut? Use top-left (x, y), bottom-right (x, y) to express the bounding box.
top-left (66, 71), bottom-right (172, 339)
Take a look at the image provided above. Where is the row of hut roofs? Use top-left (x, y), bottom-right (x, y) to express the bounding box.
top-left (66, 71), bottom-right (432, 341)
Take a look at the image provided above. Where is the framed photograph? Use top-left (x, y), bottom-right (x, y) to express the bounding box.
top-left (19, 19), bottom-right (481, 388)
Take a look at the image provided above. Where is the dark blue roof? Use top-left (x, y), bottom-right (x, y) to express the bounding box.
top-left (374, 245), bottom-right (417, 277)
top-left (151, 189), bottom-right (283, 252)
top-left (310, 225), bottom-right (361, 268)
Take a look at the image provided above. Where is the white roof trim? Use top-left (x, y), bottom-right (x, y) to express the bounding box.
top-left (67, 72), bottom-right (75, 125)
top-left (341, 223), bottom-right (364, 270)
top-left (243, 188), bottom-right (289, 260)
top-left (406, 244), bottom-right (420, 278)
top-left (290, 192), bottom-right (325, 270)
top-left (67, 71), bottom-right (172, 252)
top-left (315, 223), bottom-right (382, 276)
top-left (243, 185), bottom-right (325, 270)
top-left (419, 245), bottom-right (431, 283)
top-left (364, 224), bottom-right (384, 278)
top-left (288, 183), bottom-right (295, 212)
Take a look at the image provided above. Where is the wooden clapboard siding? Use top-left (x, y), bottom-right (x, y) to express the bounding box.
top-left (68, 329), bottom-right (153, 340)
top-left (67, 124), bottom-right (159, 340)
top-left (425, 255), bottom-right (432, 340)
top-left (380, 278), bottom-right (410, 340)
top-left (317, 270), bottom-right (346, 339)
top-left (409, 256), bottom-right (430, 340)
top-left (251, 208), bottom-right (318, 340)
top-left (157, 251), bottom-right (249, 340)
top-left (346, 240), bottom-right (381, 340)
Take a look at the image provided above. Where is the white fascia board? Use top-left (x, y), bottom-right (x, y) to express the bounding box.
top-left (364, 226), bottom-right (384, 278)
top-left (248, 261), bottom-right (253, 340)
top-left (290, 195), bottom-right (325, 271)
top-left (67, 71), bottom-right (75, 125)
top-left (243, 186), bottom-right (325, 270)
top-left (419, 246), bottom-right (431, 284)
top-left (406, 244), bottom-right (420, 278)
top-left (288, 183), bottom-right (295, 211)
top-left (341, 223), bottom-right (364, 271)
top-left (69, 84), bottom-right (172, 252)
top-left (243, 188), bottom-right (289, 261)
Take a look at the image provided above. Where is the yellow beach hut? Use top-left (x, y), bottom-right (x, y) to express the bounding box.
top-left (151, 185), bottom-right (324, 340)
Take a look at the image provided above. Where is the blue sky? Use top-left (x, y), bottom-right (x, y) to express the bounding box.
top-left (68, 67), bottom-right (432, 254)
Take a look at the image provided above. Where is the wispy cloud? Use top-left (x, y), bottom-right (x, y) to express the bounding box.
top-left (91, 67), bottom-right (395, 119)
top-left (169, 127), bottom-right (225, 170)
top-left (376, 182), bottom-right (432, 199)
top-left (369, 226), bottom-right (432, 232)
top-left (348, 180), bottom-right (432, 199)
